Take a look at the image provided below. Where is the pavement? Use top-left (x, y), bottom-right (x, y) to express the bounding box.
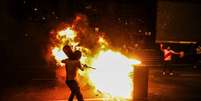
top-left (148, 66), bottom-right (201, 101)
top-left (1, 65), bottom-right (201, 101)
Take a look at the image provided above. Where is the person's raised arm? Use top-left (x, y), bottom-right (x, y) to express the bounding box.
top-left (160, 43), bottom-right (164, 51)
top-left (170, 50), bottom-right (180, 55)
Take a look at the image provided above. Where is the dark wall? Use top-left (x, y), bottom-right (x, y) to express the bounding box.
top-left (156, 0), bottom-right (201, 43)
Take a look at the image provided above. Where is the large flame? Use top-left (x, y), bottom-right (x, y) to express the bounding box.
top-left (90, 50), bottom-right (140, 98)
top-left (48, 15), bottom-right (141, 100)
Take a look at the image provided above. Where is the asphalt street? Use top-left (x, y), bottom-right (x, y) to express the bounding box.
top-left (1, 65), bottom-right (201, 101)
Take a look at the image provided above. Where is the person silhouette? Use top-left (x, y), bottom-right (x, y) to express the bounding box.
top-left (62, 46), bottom-right (84, 101)
top-left (160, 43), bottom-right (180, 76)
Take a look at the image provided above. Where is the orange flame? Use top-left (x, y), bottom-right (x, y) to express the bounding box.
top-left (58, 27), bottom-right (77, 40)
top-left (48, 15), bottom-right (141, 99)
top-left (98, 37), bottom-right (108, 49)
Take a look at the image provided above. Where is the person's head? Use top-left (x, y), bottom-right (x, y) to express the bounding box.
top-left (73, 50), bottom-right (82, 60)
top-left (63, 45), bottom-right (73, 58)
top-left (167, 46), bottom-right (171, 50)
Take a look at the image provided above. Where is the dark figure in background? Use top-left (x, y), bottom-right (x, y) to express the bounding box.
top-left (160, 43), bottom-right (180, 76)
top-left (194, 42), bottom-right (201, 69)
top-left (62, 45), bottom-right (84, 101)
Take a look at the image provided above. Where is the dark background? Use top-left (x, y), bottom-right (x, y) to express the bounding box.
top-left (0, 0), bottom-right (156, 68)
top-left (0, 0), bottom-right (201, 84)
top-left (156, 0), bottom-right (201, 43)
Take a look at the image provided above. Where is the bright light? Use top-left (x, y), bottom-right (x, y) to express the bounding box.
top-left (58, 28), bottom-right (77, 39)
top-left (52, 47), bottom-right (67, 61)
top-left (89, 50), bottom-right (139, 98)
top-left (98, 37), bottom-right (108, 49)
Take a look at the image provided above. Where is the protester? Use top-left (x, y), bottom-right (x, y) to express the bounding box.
top-left (160, 43), bottom-right (181, 76)
top-left (62, 45), bottom-right (84, 101)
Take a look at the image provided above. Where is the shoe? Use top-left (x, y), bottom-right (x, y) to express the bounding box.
top-left (162, 72), bottom-right (166, 76)
top-left (169, 72), bottom-right (174, 76)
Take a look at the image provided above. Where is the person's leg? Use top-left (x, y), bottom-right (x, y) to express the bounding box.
top-left (168, 61), bottom-right (174, 75)
top-left (66, 81), bottom-right (75, 101)
top-left (68, 93), bottom-right (75, 101)
top-left (193, 54), bottom-right (198, 69)
top-left (72, 81), bottom-right (84, 101)
top-left (162, 61), bottom-right (167, 75)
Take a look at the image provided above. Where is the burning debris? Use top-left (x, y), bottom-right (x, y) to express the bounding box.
top-left (47, 14), bottom-right (141, 100)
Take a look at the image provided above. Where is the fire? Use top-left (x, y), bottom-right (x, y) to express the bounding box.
top-left (48, 15), bottom-right (141, 100)
top-left (52, 47), bottom-right (67, 61)
top-left (51, 47), bottom-right (67, 66)
top-left (98, 37), bottom-right (108, 49)
top-left (50, 26), bottom-right (78, 66)
top-left (89, 50), bottom-right (140, 98)
top-left (58, 27), bottom-right (77, 39)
